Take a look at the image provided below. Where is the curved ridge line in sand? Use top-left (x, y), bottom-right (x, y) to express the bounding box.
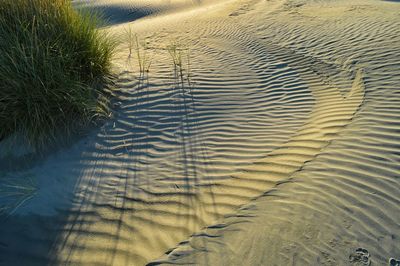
top-left (51, 43), bottom-right (365, 265)
top-left (213, 69), bottom-right (364, 186)
top-left (149, 69), bottom-right (365, 263)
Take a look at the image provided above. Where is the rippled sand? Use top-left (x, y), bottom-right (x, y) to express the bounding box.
top-left (1, 0), bottom-right (399, 265)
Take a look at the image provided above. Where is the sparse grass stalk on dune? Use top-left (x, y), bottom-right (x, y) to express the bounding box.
top-left (186, 48), bottom-right (192, 87)
top-left (0, 0), bottom-right (116, 150)
top-left (135, 36), bottom-right (153, 77)
top-left (125, 29), bottom-right (152, 79)
top-left (167, 42), bottom-right (192, 87)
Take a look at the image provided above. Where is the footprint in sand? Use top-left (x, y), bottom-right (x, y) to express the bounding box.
top-left (389, 258), bottom-right (400, 266)
top-left (349, 248), bottom-right (371, 266)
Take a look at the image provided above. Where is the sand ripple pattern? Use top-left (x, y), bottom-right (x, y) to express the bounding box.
top-left (0, 0), bottom-right (398, 265)
top-left (52, 7), bottom-right (364, 266)
top-left (152, 0), bottom-right (400, 265)
top-left (0, 3), bottom-right (314, 265)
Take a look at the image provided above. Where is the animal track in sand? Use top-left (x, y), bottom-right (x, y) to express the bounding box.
top-left (349, 248), bottom-right (371, 266)
top-left (390, 258), bottom-right (400, 266)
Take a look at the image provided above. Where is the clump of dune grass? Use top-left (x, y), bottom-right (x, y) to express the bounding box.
top-left (0, 0), bottom-right (116, 150)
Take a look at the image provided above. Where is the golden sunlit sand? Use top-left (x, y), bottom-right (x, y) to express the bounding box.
top-left (0, 0), bottom-right (399, 265)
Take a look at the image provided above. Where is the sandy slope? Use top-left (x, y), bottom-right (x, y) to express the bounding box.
top-left (0, 0), bottom-right (399, 265)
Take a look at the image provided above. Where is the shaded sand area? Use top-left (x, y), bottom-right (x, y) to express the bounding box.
top-left (1, 0), bottom-right (399, 265)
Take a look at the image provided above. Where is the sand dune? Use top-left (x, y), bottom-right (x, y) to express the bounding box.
top-left (0, 0), bottom-right (399, 265)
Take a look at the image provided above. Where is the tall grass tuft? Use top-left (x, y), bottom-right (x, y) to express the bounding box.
top-left (0, 0), bottom-right (116, 150)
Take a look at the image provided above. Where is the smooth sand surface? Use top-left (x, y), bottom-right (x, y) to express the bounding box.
top-left (0, 0), bottom-right (399, 265)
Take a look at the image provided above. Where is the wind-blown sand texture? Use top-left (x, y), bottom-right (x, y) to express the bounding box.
top-left (0, 0), bottom-right (399, 265)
